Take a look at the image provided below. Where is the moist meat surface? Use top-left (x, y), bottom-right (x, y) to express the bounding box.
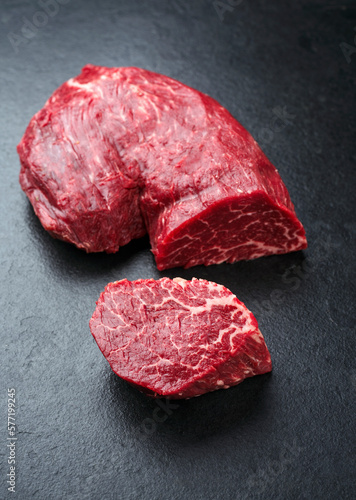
top-left (18, 64), bottom-right (307, 269)
top-left (89, 277), bottom-right (272, 399)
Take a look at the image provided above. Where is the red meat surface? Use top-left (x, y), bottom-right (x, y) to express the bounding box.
top-left (18, 65), bottom-right (307, 269)
top-left (89, 277), bottom-right (272, 399)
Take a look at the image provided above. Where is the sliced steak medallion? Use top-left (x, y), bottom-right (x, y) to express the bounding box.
top-left (89, 277), bottom-right (272, 399)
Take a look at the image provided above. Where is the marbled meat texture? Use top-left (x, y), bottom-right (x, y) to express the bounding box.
top-left (18, 64), bottom-right (307, 269)
top-left (89, 277), bottom-right (272, 399)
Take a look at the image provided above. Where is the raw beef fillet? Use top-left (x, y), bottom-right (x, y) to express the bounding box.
top-left (18, 64), bottom-right (307, 269)
top-left (89, 277), bottom-right (272, 399)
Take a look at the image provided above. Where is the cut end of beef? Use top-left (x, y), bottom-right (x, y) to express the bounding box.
top-left (89, 277), bottom-right (272, 399)
top-left (18, 65), bottom-right (307, 268)
top-left (152, 193), bottom-right (307, 270)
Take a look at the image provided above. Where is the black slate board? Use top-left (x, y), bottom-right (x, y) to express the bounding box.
top-left (1, 1), bottom-right (355, 499)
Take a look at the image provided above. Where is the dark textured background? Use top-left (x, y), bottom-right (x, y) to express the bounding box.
top-left (1, 1), bottom-right (355, 499)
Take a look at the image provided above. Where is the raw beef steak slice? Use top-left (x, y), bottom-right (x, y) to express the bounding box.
top-left (18, 64), bottom-right (307, 268)
top-left (89, 277), bottom-right (272, 399)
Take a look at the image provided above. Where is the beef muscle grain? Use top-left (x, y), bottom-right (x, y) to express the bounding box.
top-left (18, 65), bottom-right (307, 269)
top-left (89, 278), bottom-right (272, 399)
